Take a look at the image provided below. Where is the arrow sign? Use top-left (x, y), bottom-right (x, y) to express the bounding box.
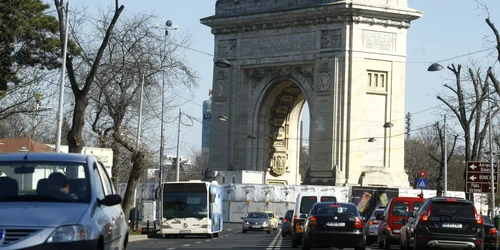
top-left (469, 175), bottom-right (477, 181)
top-left (417, 178), bottom-right (428, 189)
top-left (418, 170), bottom-right (428, 178)
top-left (469, 164), bottom-right (478, 170)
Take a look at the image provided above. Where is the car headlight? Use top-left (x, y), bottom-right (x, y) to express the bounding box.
top-left (262, 222), bottom-right (268, 225)
top-left (47, 225), bottom-right (86, 243)
top-left (244, 222), bottom-right (249, 225)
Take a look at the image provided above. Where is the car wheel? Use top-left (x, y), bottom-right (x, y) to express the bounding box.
top-left (292, 237), bottom-right (300, 248)
top-left (302, 239), bottom-right (311, 250)
top-left (383, 237), bottom-right (391, 250)
top-left (399, 237), bottom-right (405, 250)
top-left (355, 247), bottom-right (366, 250)
top-left (378, 238), bottom-right (383, 249)
top-left (242, 230), bottom-right (247, 233)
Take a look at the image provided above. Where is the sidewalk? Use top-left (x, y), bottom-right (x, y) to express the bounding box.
top-left (129, 234), bottom-right (148, 242)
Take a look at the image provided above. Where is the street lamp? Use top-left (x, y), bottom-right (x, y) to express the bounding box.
top-left (368, 137), bottom-right (376, 142)
top-left (215, 58), bottom-right (231, 68)
top-left (218, 115), bottom-right (228, 122)
top-left (55, 1), bottom-right (70, 153)
top-left (428, 63), bottom-right (448, 197)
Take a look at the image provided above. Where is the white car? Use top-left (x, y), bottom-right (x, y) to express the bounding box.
top-left (0, 152), bottom-right (128, 249)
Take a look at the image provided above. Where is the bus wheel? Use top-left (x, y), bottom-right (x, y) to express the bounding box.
top-left (214, 233), bottom-right (219, 238)
top-left (242, 230), bottom-right (247, 233)
top-left (207, 234), bottom-right (213, 238)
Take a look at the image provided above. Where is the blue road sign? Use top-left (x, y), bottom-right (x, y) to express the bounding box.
top-left (417, 178), bottom-right (428, 189)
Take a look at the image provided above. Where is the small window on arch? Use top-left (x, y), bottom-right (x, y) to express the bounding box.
top-left (231, 175), bottom-right (236, 184)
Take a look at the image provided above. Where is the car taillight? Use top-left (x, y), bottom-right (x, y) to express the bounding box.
top-left (489, 228), bottom-right (498, 235)
top-left (354, 217), bottom-right (363, 229)
top-left (420, 204), bottom-right (431, 221)
top-left (369, 220), bottom-right (379, 225)
top-left (473, 207), bottom-right (483, 224)
top-left (309, 216), bottom-right (317, 228)
top-left (294, 215), bottom-right (298, 221)
top-left (284, 218), bottom-right (290, 223)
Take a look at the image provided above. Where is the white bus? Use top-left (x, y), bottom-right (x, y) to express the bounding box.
top-left (158, 180), bottom-right (223, 238)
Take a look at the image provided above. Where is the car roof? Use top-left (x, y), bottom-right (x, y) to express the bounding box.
top-left (0, 152), bottom-right (91, 163)
top-left (428, 197), bottom-right (471, 203)
top-left (313, 202), bottom-right (353, 206)
top-left (391, 197), bottom-right (425, 201)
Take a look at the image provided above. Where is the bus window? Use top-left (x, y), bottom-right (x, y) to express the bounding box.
top-left (300, 196), bottom-right (317, 214)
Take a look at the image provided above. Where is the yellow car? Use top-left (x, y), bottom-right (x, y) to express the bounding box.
top-left (264, 210), bottom-right (279, 230)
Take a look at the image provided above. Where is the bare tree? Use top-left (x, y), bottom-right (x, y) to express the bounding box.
top-left (54, 0), bottom-right (124, 153)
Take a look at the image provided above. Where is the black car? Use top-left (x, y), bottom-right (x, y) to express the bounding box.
top-left (302, 202), bottom-right (365, 250)
top-left (411, 197), bottom-right (484, 249)
top-left (281, 209), bottom-right (294, 237)
top-left (482, 215), bottom-right (498, 250)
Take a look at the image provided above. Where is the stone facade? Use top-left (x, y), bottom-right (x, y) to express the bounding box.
top-left (202, 0), bottom-right (422, 187)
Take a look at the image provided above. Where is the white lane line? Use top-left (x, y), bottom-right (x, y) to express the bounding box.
top-left (275, 233), bottom-right (283, 249)
top-left (195, 241), bottom-right (201, 244)
top-left (166, 248), bottom-right (175, 250)
top-left (205, 239), bottom-right (211, 241)
top-left (182, 244), bottom-right (190, 247)
top-left (225, 234), bottom-right (229, 236)
top-left (266, 230), bottom-right (282, 250)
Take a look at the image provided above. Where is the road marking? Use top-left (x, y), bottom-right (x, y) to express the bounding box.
top-left (205, 239), bottom-right (211, 241)
top-left (196, 241), bottom-right (201, 244)
top-left (182, 244), bottom-right (190, 247)
top-left (266, 230), bottom-right (282, 250)
top-left (166, 248), bottom-right (175, 250)
top-left (225, 234), bottom-right (229, 236)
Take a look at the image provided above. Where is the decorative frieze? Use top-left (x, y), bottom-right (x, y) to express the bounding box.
top-left (218, 39), bottom-right (237, 59)
top-left (241, 32), bottom-right (316, 58)
top-left (321, 29), bottom-right (342, 49)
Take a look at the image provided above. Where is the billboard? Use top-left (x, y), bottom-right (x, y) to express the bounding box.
top-left (350, 186), bottom-right (399, 218)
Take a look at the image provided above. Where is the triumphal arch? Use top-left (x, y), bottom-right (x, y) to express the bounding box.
top-left (202, 0), bottom-right (422, 187)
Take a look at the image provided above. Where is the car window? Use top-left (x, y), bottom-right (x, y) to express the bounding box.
top-left (300, 196), bottom-right (317, 214)
top-left (430, 201), bottom-right (474, 218)
top-left (247, 212), bottom-right (268, 218)
top-left (372, 209), bottom-right (384, 219)
top-left (482, 215), bottom-right (493, 225)
top-left (96, 161), bottom-right (113, 195)
top-left (311, 203), bottom-right (357, 216)
top-left (392, 201), bottom-right (410, 216)
top-left (93, 163), bottom-right (105, 200)
top-left (0, 161), bottom-right (89, 203)
top-left (286, 210), bottom-right (293, 219)
top-left (413, 201), bottom-right (422, 211)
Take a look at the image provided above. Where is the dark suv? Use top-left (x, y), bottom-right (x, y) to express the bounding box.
top-left (411, 197), bottom-right (484, 249)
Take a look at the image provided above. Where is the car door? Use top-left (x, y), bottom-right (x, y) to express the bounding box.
top-left (96, 161), bottom-right (124, 248)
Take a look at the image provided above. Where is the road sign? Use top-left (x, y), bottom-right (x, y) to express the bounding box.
top-left (418, 170), bottom-right (428, 178)
top-left (466, 161), bottom-right (499, 193)
top-left (417, 178), bottom-right (428, 189)
top-left (466, 182), bottom-right (497, 193)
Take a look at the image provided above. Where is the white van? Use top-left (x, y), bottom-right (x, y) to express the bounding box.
top-left (290, 191), bottom-right (337, 248)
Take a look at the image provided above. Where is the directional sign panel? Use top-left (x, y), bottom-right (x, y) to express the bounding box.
top-left (466, 161), bottom-right (499, 193)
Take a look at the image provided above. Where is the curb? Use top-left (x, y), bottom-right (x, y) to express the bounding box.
top-left (129, 235), bottom-right (148, 242)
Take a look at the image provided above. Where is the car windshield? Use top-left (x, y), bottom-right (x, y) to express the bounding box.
top-left (311, 203), bottom-right (358, 216)
top-left (372, 209), bottom-right (384, 219)
top-left (392, 201), bottom-right (410, 216)
top-left (247, 212), bottom-right (268, 219)
top-left (0, 161), bottom-right (89, 203)
top-left (431, 201), bottom-right (474, 219)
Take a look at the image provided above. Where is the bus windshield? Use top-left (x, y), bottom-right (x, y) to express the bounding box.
top-left (163, 191), bottom-right (208, 219)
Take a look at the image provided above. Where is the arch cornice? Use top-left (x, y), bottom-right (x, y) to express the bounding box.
top-left (201, 4), bottom-right (422, 34)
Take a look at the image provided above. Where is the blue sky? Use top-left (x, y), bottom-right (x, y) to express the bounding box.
top-left (70, 0), bottom-right (500, 159)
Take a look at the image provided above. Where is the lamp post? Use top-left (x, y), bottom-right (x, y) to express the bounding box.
top-left (55, 1), bottom-right (70, 153)
top-left (175, 108), bottom-right (182, 182)
top-left (428, 63), bottom-right (449, 197)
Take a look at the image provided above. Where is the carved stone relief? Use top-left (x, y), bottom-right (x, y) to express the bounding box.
top-left (271, 154), bottom-right (287, 176)
top-left (218, 39), bottom-right (237, 59)
top-left (214, 71), bottom-right (228, 100)
top-left (321, 29), bottom-right (341, 49)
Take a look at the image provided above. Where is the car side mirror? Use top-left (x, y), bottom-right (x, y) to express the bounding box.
top-left (97, 194), bottom-right (122, 207)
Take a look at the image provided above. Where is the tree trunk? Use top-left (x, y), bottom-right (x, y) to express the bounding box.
top-left (122, 151), bottom-right (145, 224)
top-left (67, 95), bottom-right (88, 153)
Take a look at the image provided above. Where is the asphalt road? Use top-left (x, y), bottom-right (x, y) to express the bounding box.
top-left (128, 223), bottom-right (399, 250)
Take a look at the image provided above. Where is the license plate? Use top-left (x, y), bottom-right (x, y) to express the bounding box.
top-left (252, 226), bottom-right (262, 228)
top-left (393, 229), bottom-right (401, 233)
top-left (326, 222), bottom-right (345, 227)
top-left (180, 230), bottom-right (191, 233)
top-left (442, 223), bottom-right (462, 228)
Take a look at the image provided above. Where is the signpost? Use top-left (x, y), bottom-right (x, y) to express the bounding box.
top-left (417, 170), bottom-right (428, 197)
top-left (466, 161), bottom-right (498, 194)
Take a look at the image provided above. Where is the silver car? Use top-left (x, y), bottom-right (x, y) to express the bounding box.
top-left (241, 212), bottom-right (271, 234)
top-left (0, 152), bottom-right (128, 249)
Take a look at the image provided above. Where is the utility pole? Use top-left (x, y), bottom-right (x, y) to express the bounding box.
top-left (176, 108), bottom-right (182, 182)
